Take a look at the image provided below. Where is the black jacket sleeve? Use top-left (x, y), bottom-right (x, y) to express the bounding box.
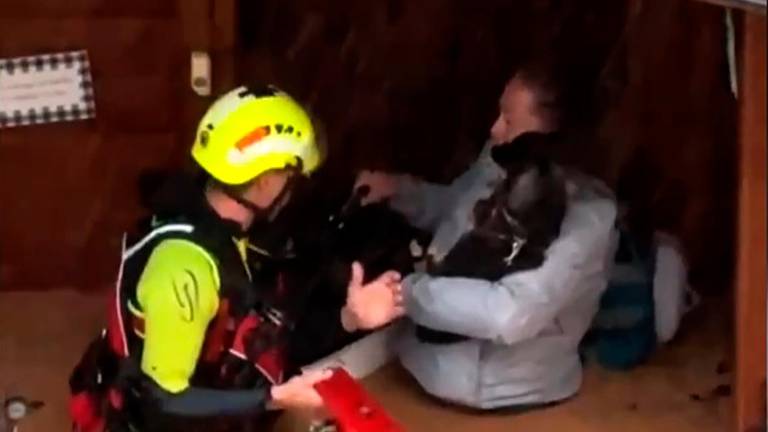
top-left (146, 381), bottom-right (271, 417)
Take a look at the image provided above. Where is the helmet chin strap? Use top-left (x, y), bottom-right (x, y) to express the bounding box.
top-left (224, 173), bottom-right (299, 224)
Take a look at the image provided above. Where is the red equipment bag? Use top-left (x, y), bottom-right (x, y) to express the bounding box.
top-left (313, 368), bottom-right (403, 432)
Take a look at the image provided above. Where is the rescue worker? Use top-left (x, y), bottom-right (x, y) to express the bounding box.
top-left (71, 85), bottom-right (404, 431)
top-left (356, 64), bottom-right (618, 410)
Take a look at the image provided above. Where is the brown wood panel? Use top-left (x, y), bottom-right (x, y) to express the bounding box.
top-left (598, 0), bottom-right (738, 293)
top-left (177, 0), bottom-right (212, 50)
top-left (212, 0), bottom-right (237, 51)
top-left (0, 130), bottom-right (182, 289)
top-left (235, 0), bottom-right (627, 185)
top-left (0, 0), bottom-right (176, 18)
top-left (0, 18), bottom-right (183, 77)
top-left (0, 128), bottom-right (102, 287)
top-left (0, 2), bottom-right (203, 290)
top-left (0, 132), bottom-right (179, 288)
top-left (212, 0), bottom-right (238, 93)
top-left (95, 75), bottom-right (182, 132)
top-left (734, 12), bottom-right (767, 432)
top-left (80, 132), bottom-right (179, 288)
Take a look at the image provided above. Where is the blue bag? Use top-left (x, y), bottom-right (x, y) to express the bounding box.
top-left (583, 229), bottom-right (657, 370)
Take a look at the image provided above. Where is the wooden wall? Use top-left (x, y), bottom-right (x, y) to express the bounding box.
top-left (734, 12), bottom-right (767, 432)
top-left (0, 1), bottom-right (192, 289)
top-left (0, 0), bottom-right (745, 297)
top-left (600, 0), bottom-right (739, 292)
top-left (235, 0), bottom-right (739, 293)
top-left (234, 0), bottom-right (627, 185)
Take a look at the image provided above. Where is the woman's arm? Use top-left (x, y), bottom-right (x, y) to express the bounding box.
top-left (388, 175), bottom-right (456, 232)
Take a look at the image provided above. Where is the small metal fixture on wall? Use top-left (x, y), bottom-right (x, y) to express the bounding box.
top-left (191, 51), bottom-right (212, 96)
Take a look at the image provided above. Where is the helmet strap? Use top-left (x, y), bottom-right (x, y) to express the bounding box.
top-left (224, 188), bottom-right (266, 216)
top-left (222, 169), bottom-right (299, 223)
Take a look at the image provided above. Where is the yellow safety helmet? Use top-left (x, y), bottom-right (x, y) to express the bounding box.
top-left (191, 85), bottom-right (322, 185)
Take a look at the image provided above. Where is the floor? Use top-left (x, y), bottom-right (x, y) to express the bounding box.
top-left (1, 289), bottom-right (730, 432)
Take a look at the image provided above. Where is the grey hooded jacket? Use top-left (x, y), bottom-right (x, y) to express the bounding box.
top-left (392, 144), bottom-right (618, 409)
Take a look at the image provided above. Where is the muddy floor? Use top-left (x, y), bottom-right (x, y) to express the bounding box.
top-left (0, 289), bottom-right (729, 432)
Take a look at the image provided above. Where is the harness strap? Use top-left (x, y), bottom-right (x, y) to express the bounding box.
top-left (110, 224), bottom-right (196, 359)
top-left (202, 299), bottom-right (232, 363)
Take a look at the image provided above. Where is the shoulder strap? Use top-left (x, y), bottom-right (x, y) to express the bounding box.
top-left (110, 222), bottom-right (200, 358)
top-left (123, 223), bottom-right (196, 260)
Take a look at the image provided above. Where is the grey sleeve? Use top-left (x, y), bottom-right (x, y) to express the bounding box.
top-left (389, 177), bottom-right (455, 232)
top-left (389, 143), bottom-right (498, 233)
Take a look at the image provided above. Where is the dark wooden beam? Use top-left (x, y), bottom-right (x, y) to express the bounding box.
top-left (734, 11), bottom-right (767, 432)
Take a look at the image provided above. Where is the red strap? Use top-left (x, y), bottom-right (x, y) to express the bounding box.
top-left (70, 392), bottom-right (105, 432)
top-left (108, 388), bottom-right (124, 411)
top-left (229, 314), bottom-right (285, 384)
top-left (202, 299), bottom-right (231, 363)
top-left (231, 314), bottom-right (261, 355)
top-left (252, 347), bottom-right (284, 385)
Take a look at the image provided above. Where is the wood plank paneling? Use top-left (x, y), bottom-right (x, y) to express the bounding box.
top-left (597, 0), bottom-right (738, 293)
top-left (80, 132), bottom-right (179, 288)
top-left (177, 0), bottom-right (212, 50)
top-left (235, 0), bottom-right (738, 297)
top-left (95, 75), bottom-right (181, 132)
top-left (235, 0), bottom-right (627, 185)
top-left (0, 2), bottom-right (197, 290)
top-left (0, 129), bottom-right (102, 286)
top-left (0, 18), bottom-right (183, 76)
top-left (0, 0), bottom-right (176, 18)
top-left (734, 12), bottom-right (767, 432)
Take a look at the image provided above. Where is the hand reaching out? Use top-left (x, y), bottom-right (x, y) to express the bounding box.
top-left (270, 369), bottom-right (332, 411)
top-left (343, 262), bottom-right (405, 332)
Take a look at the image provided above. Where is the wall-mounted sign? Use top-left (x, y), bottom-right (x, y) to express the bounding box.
top-left (0, 50), bottom-right (95, 128)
